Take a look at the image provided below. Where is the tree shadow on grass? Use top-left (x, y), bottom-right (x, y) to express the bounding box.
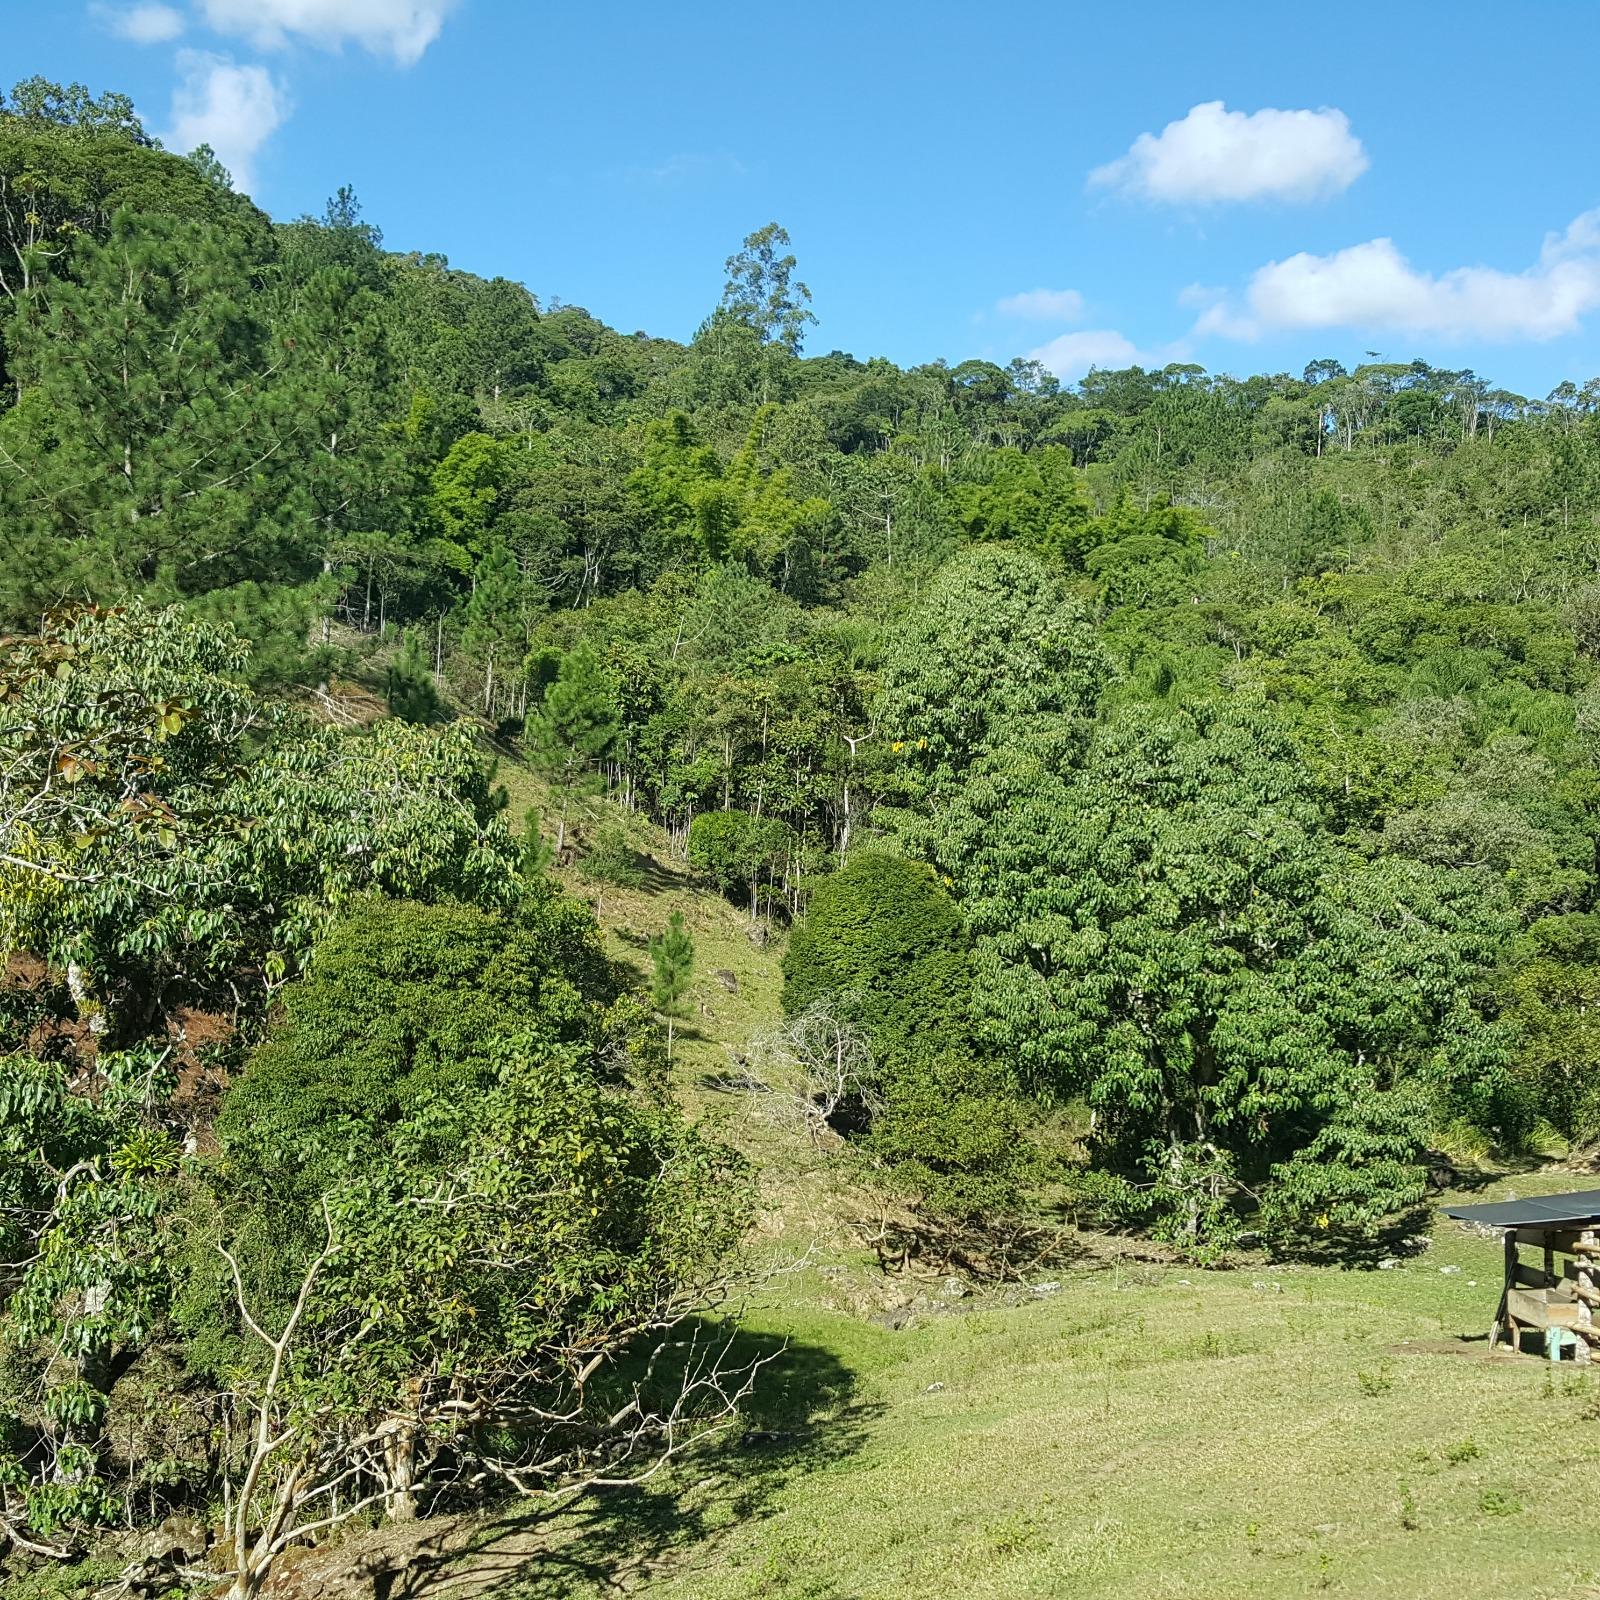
top-left (582, 850), bottom-right (684, 900)
top-left (375, 1323), bottom-right (875, 1599)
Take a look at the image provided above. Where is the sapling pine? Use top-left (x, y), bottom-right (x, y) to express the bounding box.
top-left (650, 911), bottom-right (695, 1062)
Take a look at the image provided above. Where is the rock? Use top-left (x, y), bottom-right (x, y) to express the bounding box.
top-left (154, 1513), bottom-right (208, 1562)
top-left (942, 1277), bottom-right (969, 1299)
top-left (872, 1307), bottom-right (917, 1330)
top-left (1377, 1257), bottom-right (1403, 1270)
top-left (126, 1551), bottom-right (191, 1599)
top-left (715, 968), bottom-right (739, 992)
top-left (1439, 1264), bottom-right (1461, 1274)
top-left (1031, 1281), bottom-right (1061, 1297)
top-left (271, 1542), bottom-right (315, 1580)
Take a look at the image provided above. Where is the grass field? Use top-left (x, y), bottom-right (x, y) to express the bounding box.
top-left (377, 782), bottom-right (1597, 1600)
top-left (420, 1190), bottom-right (1590, 1600)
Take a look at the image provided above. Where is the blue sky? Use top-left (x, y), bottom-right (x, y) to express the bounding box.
top-left (12, 0), bottom-right (1600, 397)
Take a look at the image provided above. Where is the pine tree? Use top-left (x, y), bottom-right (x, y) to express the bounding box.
top-left (649, 910), bottom-right (695, 1062)
top-left (530, 644), bottom-right (618, 854)
top-left (0, 211), bottom-right (380, 674)
top-left (387, 628), bottom-right (441, 724)
top-left (462, 542), bottom-right (524, 717)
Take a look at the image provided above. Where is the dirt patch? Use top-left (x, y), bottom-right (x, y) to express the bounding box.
top-left (165, 1004), bottom-right (236, 1140)
top-left (1388, 1336), bottom-right (1556, 1363)
top-left (258, 1502), bottom-right (670, 1600)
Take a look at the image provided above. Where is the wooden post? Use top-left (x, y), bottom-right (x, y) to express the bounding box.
top-left (1574, 1232), bottom-right (1598, 1355)
top-left (1495, 1230), bottom-right (1517, 1352)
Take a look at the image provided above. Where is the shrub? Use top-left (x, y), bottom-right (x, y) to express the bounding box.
top-left (582, 820), bottom-right (645, 888)
top-left (866, 1048), bottom-right (1040, 1221)
top-left (386, 628), bottom-right (442, 724)
top-left (782, 856), bottom-right (1040, 1223)
top-left (214, 892), bottom-right (618, 1213)
top-left (781, 854), bottom-right (971, 1068)
top-left (192, 1031), bottom-right (752, 1600)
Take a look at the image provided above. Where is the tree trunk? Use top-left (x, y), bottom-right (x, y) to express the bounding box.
top-left (66, 961), bottom-right (108, 1037)
top-left (385, 1425), bottom-right (418, 1522)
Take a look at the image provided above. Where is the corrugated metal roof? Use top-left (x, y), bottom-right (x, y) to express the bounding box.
top-left (1441, 1189), bottom-right (1600, 1228)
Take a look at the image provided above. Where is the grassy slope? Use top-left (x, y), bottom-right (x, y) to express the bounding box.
top-left (539, 1230), bottom-right (1600, 1600)
top-left (462, 781), bottom-right (1600, 1600)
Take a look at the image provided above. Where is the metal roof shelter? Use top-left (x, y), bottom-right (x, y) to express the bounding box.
top-left (1442, 1189), bottom-right (1600, 1230)
top-left (1442, 1190), bottom-right (1600, 1361)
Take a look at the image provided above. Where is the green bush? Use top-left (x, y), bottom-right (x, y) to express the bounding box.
top-left (782, 855), bottom-right (1040, 1222)
top-left (189, 888), bottom-right (658, 1376)
top-left (866, 1048), bottom-right (1040, 1221)
top-left (386, 628), bottom-right (442, 724)
top-left (782, 854), bottom-right (971, 1068)
top-left (214, 891), bottom-right (618, 1210)
top-left (582, 820), bottom-right (646, 887)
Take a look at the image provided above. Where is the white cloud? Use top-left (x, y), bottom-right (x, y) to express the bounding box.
top-left (93, 2), bottom-right (186, 42)
top-left (1090, 101), bottom-right (1368, 205)
top-left (1028, 329), bottom-right (1146, 382)
top-left (164, 52), bottom-right (289, 194)
top-left (996, 287), bottom-right (1086, 321)
top-left (625, 151), bottom-right (749, 186)
top-left (197, 0), bottom-right (459, 64)
top-left (1201, 209), bottom-right (1600, 342)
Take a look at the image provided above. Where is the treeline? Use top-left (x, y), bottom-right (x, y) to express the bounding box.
top-left (13, 75), bottom-right (1600, 1217)
top-left (10, 71), bottom-right (1600, 1579)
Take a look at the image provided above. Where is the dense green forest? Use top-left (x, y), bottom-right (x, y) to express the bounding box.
top-left (8, 75), bottom-right (1600, 1592)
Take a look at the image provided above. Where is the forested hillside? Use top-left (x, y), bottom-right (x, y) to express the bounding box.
top-left (6, 74), bottom-right (1600, 1594)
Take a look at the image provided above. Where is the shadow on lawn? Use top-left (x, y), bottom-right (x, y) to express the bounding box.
top-left (583, 849), bottom-right (686, 901)
top-left (374, 1324), bottom-right (874, 1599)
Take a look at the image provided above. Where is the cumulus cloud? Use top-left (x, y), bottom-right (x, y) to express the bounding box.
top-left (996, 287), bottom-right (1086, 321)
top-left (1198, 209), bottom-right (1600, 342)
top-left (164, 51), bottom-right (289, 193)
top-left (1028, 329), bottom-right (1147, 382)
top-left (92, 2), bottom-right (186, 43)
top-left (1090, 101), bottom-right (1367, 205)
top-left (196, 0), bottom-right (459, 64)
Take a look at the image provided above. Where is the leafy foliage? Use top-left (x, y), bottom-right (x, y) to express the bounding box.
top-left (213, 895), bottom-right (617, 1211)
top-left (0, 605), bottom-right (518, 1033)
top-left (782, 854), bottom-right (970, 1068)
top-left (928, 699), bottom-right (1518, 1246)
top-left (781, 854), bottom-right (1036, 1220)
top-left (17, 74), bottom-right (1600, 1576)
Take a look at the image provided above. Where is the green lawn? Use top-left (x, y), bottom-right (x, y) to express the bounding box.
top-left (479, 1209), bottom-right (1600, 1600)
